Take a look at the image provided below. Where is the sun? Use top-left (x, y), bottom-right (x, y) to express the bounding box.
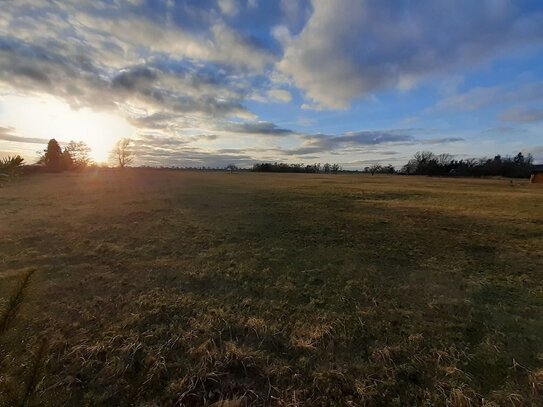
top-left (0, 95), bottom-right (135, 164)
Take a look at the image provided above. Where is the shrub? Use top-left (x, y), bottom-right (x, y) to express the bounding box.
top-left (0, 155), bottom-right (25, 185)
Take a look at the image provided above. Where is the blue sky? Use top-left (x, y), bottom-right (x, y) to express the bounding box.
top-left (1, 0), bottom-right (543, 167)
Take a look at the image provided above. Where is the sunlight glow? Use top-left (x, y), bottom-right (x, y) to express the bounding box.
top-left (0, 95), bottom-right (135, 163)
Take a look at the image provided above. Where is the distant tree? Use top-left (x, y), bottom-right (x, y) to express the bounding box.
top-left (61, 149), bottom-right (74, 170)
top-left (382, 164), bottom-right (396, 174)
top-left (65, 141), bottom-right (92, 170)
top-left (402, 151), bottom-right (439, 175)
top-left (226, 164), bottom-right (238, 172)
top-left (252, 162), bottom-right (342, 174)
top-left (39, 139), bottom-right (64, 171)
top-left (111, 138), bottom-right (133, 168)
top-left (369, 163), bottom-right (382, 175)
top-left (401, 161), bottom-right (417, 175)
top-left (436, 153), bottom-right (453, 166)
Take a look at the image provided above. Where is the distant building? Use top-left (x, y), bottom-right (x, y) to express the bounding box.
top-left (530, 165), bottom-right (543, 183)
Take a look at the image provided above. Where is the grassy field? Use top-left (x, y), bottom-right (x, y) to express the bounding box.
top-left (1, 169), bottom-right (542, 406)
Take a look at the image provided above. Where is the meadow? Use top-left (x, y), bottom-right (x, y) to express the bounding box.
top-left (1, 169), bottom-right (542, 406)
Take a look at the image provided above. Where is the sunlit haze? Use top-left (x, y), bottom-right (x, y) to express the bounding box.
top-left (0, 95), bottom-right (134, 163)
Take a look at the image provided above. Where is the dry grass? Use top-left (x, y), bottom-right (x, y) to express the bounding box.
top-left (0, 169), bottom-right (542, 406)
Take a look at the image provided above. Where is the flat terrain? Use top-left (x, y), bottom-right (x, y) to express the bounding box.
top-left (1, 170), bottom-right (542, 406)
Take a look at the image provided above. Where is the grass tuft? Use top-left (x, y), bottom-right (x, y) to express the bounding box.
top-left (0, 269), bottom-right (34, 334)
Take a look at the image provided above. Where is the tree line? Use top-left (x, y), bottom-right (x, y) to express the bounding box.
top-left (33, 138), bottom-right (134, 172)
top-left (250, 151), bottom-right (536, 178)
top-left (399, 151), bottom-right (534, 178)
top-left (1, 139), bottom-right (538, 182)
top-left (252, 162), bottom-right (341, 173)
top-left (1, 138), bottom-right (134, 185)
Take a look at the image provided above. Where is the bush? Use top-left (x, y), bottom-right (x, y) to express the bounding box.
top-left (0, 155), bottom-right (25, 185)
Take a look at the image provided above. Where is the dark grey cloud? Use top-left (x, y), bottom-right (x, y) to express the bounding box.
top-left (334, 131), bottom-right (414, 145)
top-left (133, 133), bottom-right (219, 152)
top-left (0, 37), bottom-right (255, 122)
top-left (422, 137), bottom-right (465, 145)
top-left (283, 130), bottom-right (464, 155)
top-left (281, 131), bottom-right (409, 155)
top-left (483, 127), bottom-right (529, 135)
top-left (128, 113), bottom-right (181, 129)
top-left (132, 144), bottom-right (258, 168)
top-left (133, 134), bottom-right (190, 149)
top-left (193, 134), bottom-right (218, 141)
top-left (0, 127), bottom-right (49, 144)
top-left (222, 121), bottom-right (294, 136)
top-left (112, 67), bottom-right (159, 90)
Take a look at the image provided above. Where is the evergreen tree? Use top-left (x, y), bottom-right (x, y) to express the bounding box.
top-left (40, 139), bottom-right (63, 171)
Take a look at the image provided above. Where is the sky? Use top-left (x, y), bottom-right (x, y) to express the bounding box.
top-left (1, 0), bottom-right (543, 168)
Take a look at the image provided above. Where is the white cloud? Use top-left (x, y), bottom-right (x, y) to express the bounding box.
top-left (433, 82), bottom-right (543, 112)
top-left (278, 0), bottom-right (543, 109)
top-left (218, 0), bottom-right (240, 17)
top-left (268, 89), bottom-right (292, 103)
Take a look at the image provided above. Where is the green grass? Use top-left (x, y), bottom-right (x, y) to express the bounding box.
top-left (1, 169), bottom-right (542, 406)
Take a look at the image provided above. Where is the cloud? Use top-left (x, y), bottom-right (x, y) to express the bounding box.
top-left (483, 127), bottom-right (528, 135)
top-left (284, 130), bottom-right (413, 155)
top-left (500, 107), bottom-right (543, 123)
top-left (222, 121), bottom-right (294, 136)
top-left (218, 0), bottom-right (240, 17)
top-left (434, 82), bottom-right (543, 112)
top-left (130, 142), bottom-right (258, 168)
top-left (280, 0), bottom-right (312, 31)
top-left (334, 131), bottom-right (414, 145)
top-left (525, 146), bottom-right (543, 163)
top-left (422, 137), bottom-right (465, 144)
top-left (278, 0), bottom-right (543, 109)
top-left (433, 87), bottom-right (501, 112)
top-left (267, 89), bottom-right (292, 103)
top-left (0, 127), bottom-right (49, 144)
top-left (111, 67), bottom-right (159, 91)
top-left (71, 9), bottom-right (273, 71)
top-left (283, 130), bottom-right (464, 155)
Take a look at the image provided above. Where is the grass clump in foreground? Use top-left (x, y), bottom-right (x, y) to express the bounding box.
top-left (0, 169), bottom-right (542, 406)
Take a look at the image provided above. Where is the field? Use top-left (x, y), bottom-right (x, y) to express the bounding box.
top-left (1, 169), bottom-right (542, 406)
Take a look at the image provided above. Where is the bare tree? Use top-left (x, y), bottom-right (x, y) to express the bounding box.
top-left (369, 163), bottom-right (382, 175)
top-left (436, 153), bottom-right (453, 166)
top-left (111, 138), bottom-right (133, 168)
top-left (65, 141), bottom-right (92, 169)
